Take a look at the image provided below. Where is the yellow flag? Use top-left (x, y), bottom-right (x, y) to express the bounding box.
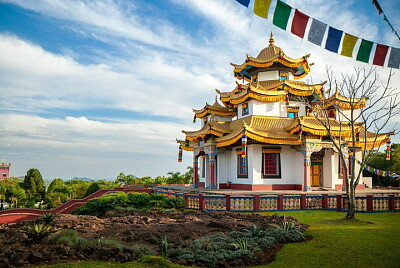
top-left (341, 33), bottom-right (358, 57)
top-left (254, 0), bottom-right (272, 19)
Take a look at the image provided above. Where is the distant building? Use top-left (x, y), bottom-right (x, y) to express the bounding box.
top-left (0, 159), bottom-right (10, 179)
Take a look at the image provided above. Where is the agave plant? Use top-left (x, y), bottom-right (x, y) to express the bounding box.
top-left (231, 237), bottom-right (249, 250)
top-left (42, 213), bottom-right (55, 225)
top-left (243, 224), bottom-right (263, 237)
top-left (160, 236), bottom-right (169, 257)
top-left (271, 221), bottom-right (297, 231)
top-left (22, 223), bottom-right (54, 241)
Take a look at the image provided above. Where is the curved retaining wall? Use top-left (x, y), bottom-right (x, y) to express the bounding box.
top-left (0, 187), bottom-right (153, 224)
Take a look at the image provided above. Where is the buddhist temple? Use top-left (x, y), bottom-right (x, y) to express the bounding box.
top-left (177, 34), bottom-right (391, 191)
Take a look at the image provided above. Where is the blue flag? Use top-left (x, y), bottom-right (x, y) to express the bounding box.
top-left (325, 27), bottom-right (343, 53)
top-left (236, 0), bottom-right (250, 7)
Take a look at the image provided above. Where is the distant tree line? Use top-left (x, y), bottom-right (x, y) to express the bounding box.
top-left (0, 166), bottom-right (193, 209)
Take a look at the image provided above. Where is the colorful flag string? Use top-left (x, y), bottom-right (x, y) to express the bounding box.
top-left (234, 0), bottom-right (400, 69)
top-left (178, 146), bottom-right (182, 162)
top-left (372, 0), bottom-right (400, 41)
top-left (351, 156), bottom-right (397, 178)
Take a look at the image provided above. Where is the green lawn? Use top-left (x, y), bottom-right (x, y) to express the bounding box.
top-left (260, 211), bottom-right (400, 268)
top-left (38, 211), bottom-right (400, 268)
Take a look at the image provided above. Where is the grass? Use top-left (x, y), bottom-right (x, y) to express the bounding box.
top-left (258, 211), bottom-right (400, 268)
top-left (37, 211), bottom-right (400, 268)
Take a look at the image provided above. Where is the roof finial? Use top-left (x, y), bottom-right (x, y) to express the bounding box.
top-left (269, 32), bottom-right (275, 46)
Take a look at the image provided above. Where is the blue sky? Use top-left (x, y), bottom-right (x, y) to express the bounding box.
top-left (0, 0), bottom-right (399, 180)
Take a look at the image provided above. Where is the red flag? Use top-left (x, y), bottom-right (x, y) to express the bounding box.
top-left (373, 44), bottom-right (389, 66)
top-left (291, 9), bottom-right (309, 38)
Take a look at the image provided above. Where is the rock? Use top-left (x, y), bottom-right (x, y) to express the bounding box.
top-left (28, 251), bottom-right (43, 264)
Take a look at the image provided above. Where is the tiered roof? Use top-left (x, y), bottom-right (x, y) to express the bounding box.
top-left (217, 80), bottom-right (325, 107)
top-left (192, 97), bottom-right (236, 119)
top-left (231, 33), bottom-right (312, 81)
top-left (324, 89), bottom-right (368, 109)
top-left (178, 115), bottom-right (390, 150)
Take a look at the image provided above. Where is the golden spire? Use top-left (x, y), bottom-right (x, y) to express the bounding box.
top-left (269, 32), bottom-right (275, 46)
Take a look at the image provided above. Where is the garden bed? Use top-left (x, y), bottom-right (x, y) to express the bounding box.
top-left (0, 210), bottom-right (308, 267)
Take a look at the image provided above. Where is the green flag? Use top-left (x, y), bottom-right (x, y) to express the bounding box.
top-left (356, 39), bottom-right (373, 63)
top-left (273, 0), bottom-right (292, 30)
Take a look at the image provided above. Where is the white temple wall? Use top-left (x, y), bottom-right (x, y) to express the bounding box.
top-left (258, 71), bottom-right (279, 81)
top-left (332, 152), bottom-right (342, 187)
top-left (323, 149), bottom-right (335, 188)
top-left (251, 145), bottom-right (303, 185)
top-left (337, 108), bottom-right (361, 122)
top-left (217, 151), bottom-right (228, 185)
top-left (252, 100), bottom-right (281, 117)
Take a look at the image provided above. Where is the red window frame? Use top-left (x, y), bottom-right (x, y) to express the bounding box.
top-left (262, 153), bottom-right (281, 178)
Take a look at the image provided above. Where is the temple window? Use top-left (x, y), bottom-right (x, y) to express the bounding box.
top-left (287, 112), bottom-right (298, 118)
top-left (328, 109), bottom-right (336, 118)
top-left (287, 106), bottom-right (299, 118)
top-left (242, 103), bottom-right (249, 116)
top-left (262, 148), bottom-right (281, 178)
top-left (201, 156), bottom-right (206, 178)
top-left (203, 117), bottom-right (208, 125)
top-left (236, 150), bottom-right (248, 178)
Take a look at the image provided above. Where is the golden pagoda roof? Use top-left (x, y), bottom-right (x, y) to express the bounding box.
top-left (182, 121), bottom-right (231, 141)
top-left (231, 33), bottom-right (311, 81)
top-left (324, 89), bottom-right (368, 109)
top-left (217, 80), bottom-right (325, 106)
top-left (179, 115), bottom-right (391, 150)
top-left (193, 97), bottom-right (237, 118)
top-left (286, 116), bottom-right (354, 137)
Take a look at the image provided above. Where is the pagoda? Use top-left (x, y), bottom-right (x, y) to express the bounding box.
top-left (177, 34), bottom-right (391, 191)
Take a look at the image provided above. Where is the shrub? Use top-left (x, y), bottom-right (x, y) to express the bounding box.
top-left (271, 221), bottom-right (297, 231)
top-left (73, 192), bottom-right (185, 216)
top-left (49, 229), bottom-right (90, 247)
top-left (263, 228), bottom-right (306, 243)
top-left (22, 223), bottom-right (54, 242)
top-left (127, 192), bottom-right (151, 208)
top-left (131, 245), bottom-right (155, 258)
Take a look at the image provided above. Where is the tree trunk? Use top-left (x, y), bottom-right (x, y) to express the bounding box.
top-left (346, 183), bottom-right (356, 219)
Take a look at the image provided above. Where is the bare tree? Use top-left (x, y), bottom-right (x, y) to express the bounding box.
top-left (307, 67), bottom-right (399, 219)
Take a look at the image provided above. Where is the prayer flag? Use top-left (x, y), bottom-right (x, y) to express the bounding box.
top-left (273, 0), bottom-right (292, 30)
top-left (341, 33), bottom-right (358, 57)
top-left (254, 0), bottom-right (272, 18)
top-left (356, 39), bottom-right (373, 63)
top-left (372, 0), bottom-right (383, 15)
top-left (236, 0), bottom-right (250, 7)
top-left (291, 9), bottom-right (309, 38)
top-left (373, 44), bottom-right (389, 66)
top-left (308, 19), bottom-right (327, 46)
top-left (388, 47), bottom-right (400, 69)
top-left (325, 27), bottom-right (343, 53)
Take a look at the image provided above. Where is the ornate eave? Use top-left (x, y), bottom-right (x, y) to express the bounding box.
top-left (182, 122), bottom-right (231, 142)
top-left (324, 90), bottom-right (368, 109)
top-left (286, 116), bottom-right (354, 137)
top-left (193, 97), bottom-right (237, 119)
top-left (217, 80), bottom-right (325, 107)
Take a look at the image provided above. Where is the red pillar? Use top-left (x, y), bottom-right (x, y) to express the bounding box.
top-left (389, 195), bottom-right (395, 211)
top-left (253, 195), bottom-right (260, 211)
top-left (336, 195), bottom-right (342, 211)
top-left (225, 195), bottom-right (231, 211)
top-left (366, 195), bottom-right (374, 212)
top-left (303, 152), bottom-right (311, 192)
top-left (209, 162), bottom-right (216, 189)
top-left (278, 195), bottom-right (284, 210)
top-left (300, 194), bottom-right (307, 209)
top-left (193, 159), bottom-right (199, 188)
top-left (322, 194), bottom-right (328, 209)
top-left (199, 194), bottom-right (205, 210)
